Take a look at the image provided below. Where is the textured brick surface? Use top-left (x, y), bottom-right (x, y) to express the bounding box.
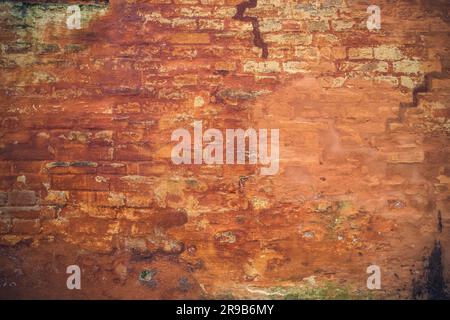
top-left (0, 0), bottom-right (449, 299)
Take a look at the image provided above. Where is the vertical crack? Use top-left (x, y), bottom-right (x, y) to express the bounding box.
top-left (233, 0), bottom-right (268, 59)
top-left (438, 210), bottom-right (443, 233)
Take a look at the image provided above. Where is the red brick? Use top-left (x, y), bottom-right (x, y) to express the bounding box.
top-left (114, 144), bottom-right (153, 161)
top-left (11, 219), bottom-right (41, 235)
top-left (167, 33), bottom-right (210, 44)
top-left (0, 218), bottom-right (11, 234)
top-left (0, 162), bottom-right (12, 175)
top-left (8, 190), bottom-right (37, 206)
top-left (51, 175), bottom-right (109, 191)
top-left (0, 192), bottom-right (7, 206)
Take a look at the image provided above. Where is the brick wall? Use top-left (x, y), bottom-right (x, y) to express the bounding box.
top-left (0, 0), bottom-right (449, 299)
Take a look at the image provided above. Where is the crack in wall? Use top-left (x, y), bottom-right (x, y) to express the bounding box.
top-left (233, 0), bottom-right (268, 59)
top-left (400, 72), bottom-right (446, 110)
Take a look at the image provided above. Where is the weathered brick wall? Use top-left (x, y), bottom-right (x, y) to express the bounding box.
top-left (0, 0), bottom-right (449, 299)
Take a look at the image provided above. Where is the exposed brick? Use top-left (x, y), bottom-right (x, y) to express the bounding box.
top-left (11, 219), bottom-right (41, 235)
top-left (401, 76), bottom-right (419, 89)
top-left (243, 61), bottom-right (280, 73)
top-left (393, 60), bottom-right (422, 74)
top-left (282, 61), bottom-right (306, 74)
top-left (348, 47), bottom-right (373, 60)
top-left (341, 61), bottom-right (389, 73)
top-left (8, 191), bottom-right (37, 206)
top-left (43, 191), bottom-right (68, 206)
top-left (125, 193), bottom-right (153, 208)
top-left (0, 218), bottom-right (11, 234)
top-left (0, 192), bottom-right (7, 206)
top-left (199, 19), bottom-right (225, 30)
top-left (0, 0), bottom-right (449, 300)
top-left (96, 192), bottom-right (125, 207)
top-left (374, 45), bottom-right (403, 61)
top-left (431, 78), bottom-right (450, 90)
top-left (332, 20), bottom-right (354, 31)
top-left (0, 162), bottom-right (12, 175)
top-left (0, 206), bottom-right (40, 219)
top-left (265, 33), bottom-right (312, 46)
top-left (295, 46), bottom-right (320, 60)
top-left (51, 175), bottom-right (109, 191)
top-left (70, 218), bottom-right (118, 235)
top-left (387, 150), bottom-right (425, 163)
top-left (114, 144), bottom-right (153, 161)
top-left (375, 76), bottom-right (399, 87)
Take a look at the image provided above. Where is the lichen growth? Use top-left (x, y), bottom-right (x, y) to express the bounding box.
top-left (278, 282), bottom-right (374, 300)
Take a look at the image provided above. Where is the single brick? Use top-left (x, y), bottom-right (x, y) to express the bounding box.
top-left (260, 19), bottom-right (282, 32)
top-left (348, 47), bottom-right (373, 59)
top-left (70, 218), bottom-right (119, 235)
top-left (0, 206), bottom-right (40, 219)
top-left (0, 218), bottom-right (11, 234)
top-left (214, 61), bottom-right (237, 72)
top-left (332, 20), bottom-right (354, 31)
top-left (244, 61), bottom-right (280, 73)
top-left (308, 20), bottom-right (330, 32)
top-left (174, 74), bottom-right (198, 86)
top-left (168, 33), bottom-right (210, 44)
top-left (51, 175), bottom-right (109, 191)
top-left (332, 46), bottom-right (347, 59)
top-left (115, 144), bottom-right (153, 161)
top-left (374, 45), bottom-right (403, 61)
top-left (172, 18), bottom-right (197, 30)
top-left (265, 34), bottom-right (312, 45)
top-left (0, 192), bottom-right (7, 206)
top-left (387, 150), bottom-right (425, 163)
top-left (43, 191), bottom-right (68, 206)
top-left (431, 78), bottom-right (450, 90)
top-left (341, 61), bottom-right (388, 72)
top-left (400, 76), bottom-right (418, 89)
top-left (393, 60), bottom-right (422, 74)
top-left (12, 219), bottom-right (41, 235)
top-left (126, 193), bottom-right (153, 208)
top-left (8, 190), bottom-right (37, 206)
top-left (98, 192), bottom-right (126, 207)
top-left (282, 61), bottom-right (306, 74)
top-left (295, 47), bottom-right (320, 60)
top-left (198, 19), bottom-right (225, 30)
top-left (375, 76), bottom-right (399, 86)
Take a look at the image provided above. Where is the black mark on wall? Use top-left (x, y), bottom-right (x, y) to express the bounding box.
top-left (233, 0), bottom-right (268, 59)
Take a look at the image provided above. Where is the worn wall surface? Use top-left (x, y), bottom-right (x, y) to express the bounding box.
top-left (0, 0), bottom-right (449, 299)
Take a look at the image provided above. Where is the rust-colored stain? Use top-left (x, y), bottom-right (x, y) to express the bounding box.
top-left (0, 0), bottom-right (449, 299)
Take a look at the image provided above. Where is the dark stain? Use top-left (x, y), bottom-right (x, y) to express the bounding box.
top-left (139, 268), bottom-right (157, 288)
top-left (400, 72), bottom-right (448, 110)
top-left (233, 0), bottom-right (268, 58)
top-left (438, 210), bottom-right (443, 233)
top-left (413, 241), bottom-right (448, 300)
top-left (425, 241), bottom-right (448, 299)
top-left (388, 71), bottom-right (450, 130)
top-left (178, 276), bottom-right (192, 292)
